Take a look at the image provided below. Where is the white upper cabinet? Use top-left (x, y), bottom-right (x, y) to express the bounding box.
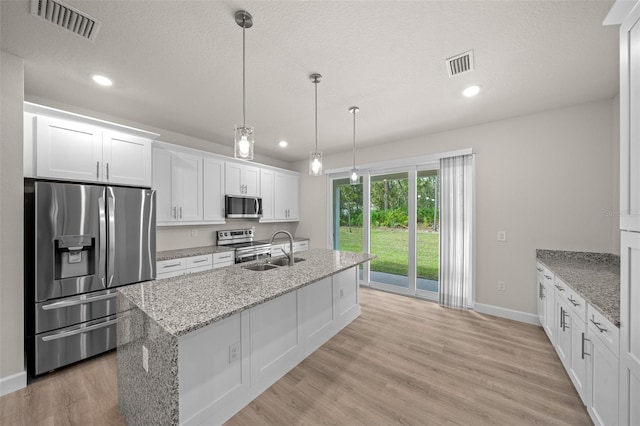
top-left (203, 157), bottom-right (225, 223)
top-left (35, 115), bottom-right (103, 182)
top-left (26, 104), bottom-right (156, 187)
top-left (274, 172), bottom-right (299, 221)
top-left (102, 131), bottom-right (152, 187)
top-left (153, 146), bottom-right (203, 224)
top-left (225, 162), bottom-right (260, 196)
top-left (260, 169), bottom-right (275, 221)
top-left (621, 4), bottom-right (640, 232)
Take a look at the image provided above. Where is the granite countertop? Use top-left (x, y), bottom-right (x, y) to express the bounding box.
top-left (536, 249), bottom-right (620, 326)
top-left (157, 245), bottom-right (234, 261)
top-left (119, 248), bottom-right (375, 337)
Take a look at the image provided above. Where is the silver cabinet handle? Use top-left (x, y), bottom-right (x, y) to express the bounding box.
top-left (179, 206), bottom-right (183, 219)
top-left (106, 162), bottom-right (110, 180)
top-left (96, 161), bottom-right (100, 179)
top-left (161, 262), bottom-right (182, 268)
top-left (192, 259), bottom-right (208, 264)
top-left (590, 318), bottom-right (607, 333)
top-left (554, 284), bottom-right (565, 292)
top-left (568, 296), bottom-right (580, 307)
top-left (42, 292), bottom-right (117, 310)
top-left (562, 308), bottom-right (569, 331)
top-left (544, 274), bottom-right (552, 280)
top-left (539, 285), bottom-right (545, 299)
top-left (581, 333), bottom-right (590, 359)
top-left (173, 206), bottom-right (177, 219)
top-left (42, 318), bottom-right (117, 342)
top-left (536, 267), bottom-right (543, 272)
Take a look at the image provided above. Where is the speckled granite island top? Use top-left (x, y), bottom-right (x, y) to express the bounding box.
top-left (157, 245), bottom-right (234, 261)
top-left (536, 249), bottom-right (620, 326)
top-left (119, 248), bottom-right (375, 337)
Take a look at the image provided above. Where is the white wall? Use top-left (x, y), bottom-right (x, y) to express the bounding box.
top-left (0, 51), bottom-right (25, 386)
top-left (295, 99), bottom-right (619, 316)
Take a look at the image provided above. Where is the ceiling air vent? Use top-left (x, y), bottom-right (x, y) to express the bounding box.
top-left (30, 0), bottom-right (101, 42)
top-left (446, 50), bottom-right (474, 77)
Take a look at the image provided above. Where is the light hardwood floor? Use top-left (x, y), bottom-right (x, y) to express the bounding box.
top-left (1, 288), bottom-right (591, 425)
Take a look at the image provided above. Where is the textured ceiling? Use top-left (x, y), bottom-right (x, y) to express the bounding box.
top-left (1, 1), bottom-right (618, 162)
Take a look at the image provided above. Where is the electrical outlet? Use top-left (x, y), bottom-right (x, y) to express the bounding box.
top-left (142, 345), bottom-right (149, 372)
top-left (229, 342), bottom-right (240, 363)
top-left (191, 229), bottom-right (198, 237)
top-left (497, 231), bottom-right (507, 242)
top-left (497, 281), bottom-right (506, 291)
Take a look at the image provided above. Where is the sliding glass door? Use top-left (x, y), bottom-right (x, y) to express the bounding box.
top-left (330, 164), bottom-right (439, 300)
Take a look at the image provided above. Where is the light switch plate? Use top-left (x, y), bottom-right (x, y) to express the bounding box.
top-left (497, 231), bottom-right (507, 242)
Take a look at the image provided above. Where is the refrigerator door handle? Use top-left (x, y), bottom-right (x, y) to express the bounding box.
top-left (99, 194), bottom-right (107, 286)
top-left (41, 318), bottom-right (118, 342)
top-left (107, 187), bottom-right (116, 287)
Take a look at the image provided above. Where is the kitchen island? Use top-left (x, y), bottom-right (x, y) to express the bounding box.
top-left (116, 248), bottom-right (375, 426)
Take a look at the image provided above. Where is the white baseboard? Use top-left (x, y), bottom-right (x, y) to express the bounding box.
top-left (0, 370), bottom-right (27, 396)
top-left (474, 303), bottom-right (540, 326)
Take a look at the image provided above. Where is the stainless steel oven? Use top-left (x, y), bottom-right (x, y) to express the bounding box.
top-left (217, 228), bottom-right (271, 263)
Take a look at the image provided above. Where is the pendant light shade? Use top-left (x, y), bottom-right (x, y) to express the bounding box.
top-left (349, 106), bottom-right (359, 184)
top-left (234, 10), bottom-right (254, 160)
top-left (309, 73), bottom-right (323, 176)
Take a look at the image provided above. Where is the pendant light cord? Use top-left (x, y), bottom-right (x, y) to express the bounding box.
top-left (352, 111), bottom-right (356, 168)
top-left (242, 20), bottom-right (246, 127)
top-left (314, 79), bottom-right (318, 153)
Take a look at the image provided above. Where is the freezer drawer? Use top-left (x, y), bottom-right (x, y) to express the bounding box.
top-left (34, 314), bottom-right (117, 375)
top-left (35, 289), bottom-right (118, 334)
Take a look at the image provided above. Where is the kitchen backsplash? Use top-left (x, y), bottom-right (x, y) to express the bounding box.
top-left (156, 222), bottom-right (299, 252)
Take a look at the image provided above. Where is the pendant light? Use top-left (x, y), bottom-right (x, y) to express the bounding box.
top-left (349, 106), bottom-right (360, 184)
top-left (234, 10), bottom-right (254, 160)
top-left (309, 73), bottom-right (323, 175)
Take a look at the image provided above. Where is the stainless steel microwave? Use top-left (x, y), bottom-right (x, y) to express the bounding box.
top-left (225, 195), bottom-right (262, 219)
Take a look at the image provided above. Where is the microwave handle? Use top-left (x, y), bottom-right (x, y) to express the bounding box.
top-left (254, 198), bottom-right (259, 214)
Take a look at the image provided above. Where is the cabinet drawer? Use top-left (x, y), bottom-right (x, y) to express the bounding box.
top-left (587, 305), bottom-right (619, 357)
top-left (186, 254), bottom-right (213, 269)
top-left (541, 267), bottom-right (554, 287)
top-left (564, 285), bottom-right (587, 321)
top-left (213, 251), bottom-right (234, 265)
top-left (157, 258), bottom-right (187, 274)
top-left (187, 265), bottom-right (213, 274)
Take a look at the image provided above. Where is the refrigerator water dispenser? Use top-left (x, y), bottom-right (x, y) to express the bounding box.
top-left (55, 235), bottom-right (95, 279)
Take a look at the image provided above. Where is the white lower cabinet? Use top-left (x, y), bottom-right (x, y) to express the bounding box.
top-left (156, 254), bottom-right (214, 280)
top-left (177, 266), bottom-right (360, 425)
top-left (271, 239), bottom-right (309, 257)
top-left (586, 308), bottom-right (620, 426)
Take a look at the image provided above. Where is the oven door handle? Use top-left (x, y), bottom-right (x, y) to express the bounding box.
top-left (41, 318), bottom-right (117, 341)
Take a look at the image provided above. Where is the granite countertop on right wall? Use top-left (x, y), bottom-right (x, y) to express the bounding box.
top-left (536, 249), bottom-right (620, 326)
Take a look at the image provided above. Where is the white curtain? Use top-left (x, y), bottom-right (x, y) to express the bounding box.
top-left (439, 154), bottom-right (474, 309)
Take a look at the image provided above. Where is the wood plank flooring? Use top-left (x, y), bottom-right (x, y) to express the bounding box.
top-left (1, 288), bottom-right (591, 425)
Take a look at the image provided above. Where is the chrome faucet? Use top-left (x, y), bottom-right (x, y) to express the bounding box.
top-left (269, 230), bottom-right (294, 266)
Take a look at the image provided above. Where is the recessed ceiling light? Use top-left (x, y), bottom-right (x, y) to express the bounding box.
top-left (462, 85), bottom-right (480, 97)
top-left (92, 75), bottom-right (113, 87)
top-left (278, 140), bottom-right (288, 148)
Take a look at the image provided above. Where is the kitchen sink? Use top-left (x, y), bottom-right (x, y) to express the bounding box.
top-left (243, 263), bottom-right (280, 272)
top-left (268, 257), bottom-right (305, 267)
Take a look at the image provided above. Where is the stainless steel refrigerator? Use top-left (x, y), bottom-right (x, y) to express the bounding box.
top-left (24, 180), bottom-right (156, 377)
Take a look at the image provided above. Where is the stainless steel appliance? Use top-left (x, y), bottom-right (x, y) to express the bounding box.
top-left (24, 180), bottom-right (156, 377)
top-left (225, 195), bottom-right (262, 219)
top-left (217, 228), bottom-right (271, 263)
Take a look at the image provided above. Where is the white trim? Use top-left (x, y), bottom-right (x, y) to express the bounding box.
top-left (474, 303), bottom-right (541, 326)
top-left (325, 148), bottom-right (472, 175)
top-left (0, 370), bottom-right (27, 396)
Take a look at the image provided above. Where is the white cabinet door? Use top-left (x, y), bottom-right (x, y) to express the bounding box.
top-left (260, 169), bottom-right (275, 221)
top-left (543, 280), bottom-right (556, 345)
top-left (274, 172), bottom-right (299, 220)
top-left (225, 162), bottom-right (244, 196)
top-left (174, 152), bottom-right (203, 222)
top-left (153, 148), bottom-right (174, 223)
top-left (621, 8), bottom-right (640, 232)
top-left (225, 163), bottom-right (260, 196)
top-left (587, 327), bottom-right (620, 426)
top-left (620, 231), bottom-right (640, 425)
top-left (556, 296), bottom-right (571, 368)
top-left (569, 315), bottom-right (587, 403)
top-left (536, 264), bottom-right (546, 328)
top-left (102, 131), bottom-right (152, 187)
top-left (203, 157), bottom-right (225, 222)
top-left (35, 115), bottom-right (102, 182)
top-left (243, 165), bottom-right (260, 196)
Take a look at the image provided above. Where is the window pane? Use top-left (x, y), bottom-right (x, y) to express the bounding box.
top-left (416, 169), bottom-right (439, 292)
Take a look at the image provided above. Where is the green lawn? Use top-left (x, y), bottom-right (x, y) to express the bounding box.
top-left (338, 226), bottom-right (439, 280)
